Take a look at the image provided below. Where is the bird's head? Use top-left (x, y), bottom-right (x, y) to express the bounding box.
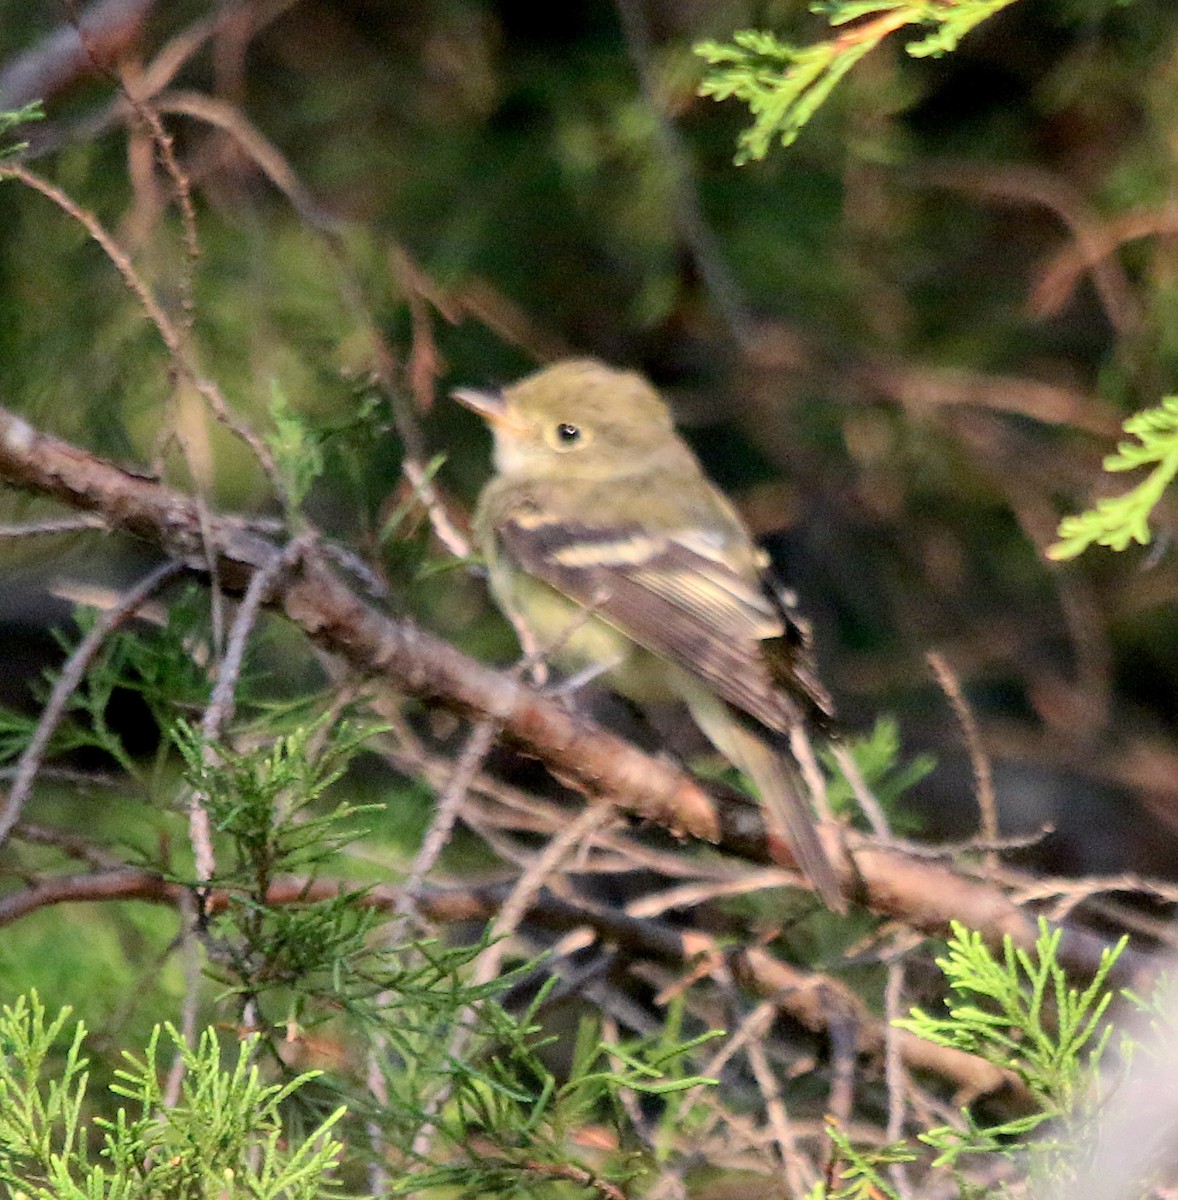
top-left (453, 359), bottom-right (683, 480)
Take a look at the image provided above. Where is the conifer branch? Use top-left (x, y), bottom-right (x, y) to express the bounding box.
top-left (696, 1), bottom-right (1021, 161)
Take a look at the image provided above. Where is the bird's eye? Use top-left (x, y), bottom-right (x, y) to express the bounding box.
top-left (544, 421), bottom-right (590, 451)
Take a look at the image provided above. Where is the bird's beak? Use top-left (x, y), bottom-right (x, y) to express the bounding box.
top-left (451, 387), bottom-right (528, 433)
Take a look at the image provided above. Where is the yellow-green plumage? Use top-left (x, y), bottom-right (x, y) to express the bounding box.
top-left (458, 359), bottom-right (844, 911)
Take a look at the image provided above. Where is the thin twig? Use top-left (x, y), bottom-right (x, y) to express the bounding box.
top-left (12, 818), bottom-right (125, 866)
top-left (0, 559), bottom-right (182, 848)
top-left (928, 651), bottom-right (998, 875)
top-left (911, 161), bottom-right (1142, 338)
top-left (163, 888), bottom-right (203, 1107)
top-left (880, 828), bottom-right (1051, 860)
top-left (0, 163), bottom-right (284, 500)
top-left (473, 802), bottom-right (616, 987)
top-left (61, 0), bottom-right (201, 328)
top-left (394, 718), bottom-right (498, 923)
top-left (385, 248), bottom-right (473, 559)
top-left (625, 867), bottom-right (810, 919)
top-left (746, 1032), bottom-right (815, 1196)
top-left (188, 536), bottom-right (307, 887)
top-left (201, 535), bottom-right (305, 742)
top-left (397, 808), bottom-right (619, 1171)
top-left (518, 1160), bottom-right (628, 1200)
top-left (365, 713), bottom-right (503, 1189)
top-left (317, 538), bottom-right (388, 598)
top-left (1033, 203), bottom-right (1178, 324)
top-left (884, 959), bottom-right (914, 1200)
top-left (827, 1011), bottom-right (858, 1128)
top-left (701, 999), bottom-right (774, 1081)
top-left (831, 743), bottom-right (890, 839)
top-left (0, 514), bottom-right (107, 537)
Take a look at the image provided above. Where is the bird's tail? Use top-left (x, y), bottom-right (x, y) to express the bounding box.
top-left (686, 691), bottom-right (846, 912)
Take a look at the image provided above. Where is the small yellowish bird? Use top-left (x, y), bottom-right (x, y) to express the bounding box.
top-left (454, 359), bottom-right (844, 910)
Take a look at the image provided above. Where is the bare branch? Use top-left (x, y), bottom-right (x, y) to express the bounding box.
top-left (928, 651), bottom-right (999, 876)
top-left (0, 515), bottom-right (107, 537)
top-left (0, 866), bottom-right (1042, 1107)
top-left (0, 558), bottom-right (183, 847)
top-left (885, 959), bottom-right (915, 1200)
top-left (394, 718), bottom-right (498, 926)
top-left (910, 161), bottom-right (1143, 338)
top-left (0, 165), bottom-right (283, 499)
top-left (745, 1015), bottom-right (816, 1194)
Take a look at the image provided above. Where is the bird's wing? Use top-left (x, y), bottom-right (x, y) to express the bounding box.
top-left (496, 508), bottom-right (832, 733)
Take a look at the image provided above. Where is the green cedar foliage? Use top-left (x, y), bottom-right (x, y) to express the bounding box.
top-left (0, 993), bottom-right (345, 1200)
top-left (695, 1), bottom-right (1021, 162)
top-left (815, 920), bottom-right (1130, 1199)
top-left (1049, 395), bottom-right (1178, 559)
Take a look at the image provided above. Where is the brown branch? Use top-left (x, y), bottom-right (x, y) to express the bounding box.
top-left (474, 803), bottom-right (616, 985)
top-left (516, 1159), bottom-right (627, 1200)
top-left (56, 0), bottom-right (202, 329)
top-left (745, 1017), bottom-right (817, 1194)
top-left (0, 865), bottom-right (1042, 1110)
top-left (855, 359), bottom-right (1121, 439)
top-left (884, 959), bottom-right (915, 1199)
top-left (909, 161), bottom-right (1143, 339)
top-left (0, 165), bottom-right (283, 501)
top-left (0, 401), bottom-right (1152, 982)
top-left (928, 651), bottom-right (998, 875)
top-left (1033, 204), bottom-right (1178, 323)
top-left (741, 319), bottom-right (1121, 442)
top-left (0, 514), bottom-right (107, 537)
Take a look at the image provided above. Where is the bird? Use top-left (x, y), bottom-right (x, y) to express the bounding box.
top-left (453, 358), bottom-right (845, 911)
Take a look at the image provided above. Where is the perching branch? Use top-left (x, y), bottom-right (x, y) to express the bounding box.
top-left (0, 400), bottom-right (1148, 981)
